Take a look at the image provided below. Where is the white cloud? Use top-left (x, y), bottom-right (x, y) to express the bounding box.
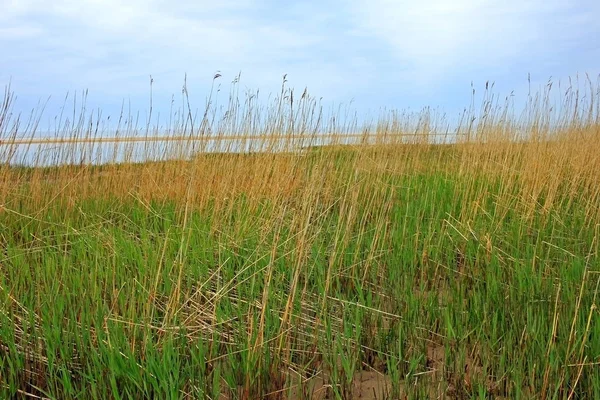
top-left (1, 0), bottom-right (599, 118)
top-left (345, 0), bottom-right (599, 88)
top-left (0, 25), bottom-right (43, 39)
top-left (1, 0), bottom-right (353, 98)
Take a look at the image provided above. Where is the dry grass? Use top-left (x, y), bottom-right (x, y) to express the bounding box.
top-left (0, 76), bottom-right (599, 399)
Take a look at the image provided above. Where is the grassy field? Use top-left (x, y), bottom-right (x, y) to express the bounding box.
top-left (0, 81), bottom-right (599, 399)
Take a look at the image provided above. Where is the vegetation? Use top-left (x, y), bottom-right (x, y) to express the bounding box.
top-left (0, 77), bottom-right (599, 399)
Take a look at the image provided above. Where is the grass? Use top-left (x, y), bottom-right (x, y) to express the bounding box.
top-left (0, 76), bottom-right (599, 399)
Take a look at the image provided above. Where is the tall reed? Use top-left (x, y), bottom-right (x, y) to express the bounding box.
top-left (0, 75), bottom-right (599, 399)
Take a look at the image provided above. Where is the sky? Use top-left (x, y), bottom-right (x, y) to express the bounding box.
top-left (1, 0), bottom-right (599, 131)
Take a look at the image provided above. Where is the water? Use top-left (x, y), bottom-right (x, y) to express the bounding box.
top-left (0, 131), bottom-right (458, 167)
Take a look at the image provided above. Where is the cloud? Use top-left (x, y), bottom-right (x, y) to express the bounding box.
top-left (345, 0), bottom-right (600, 89)
top-left (1, 0), bottom-right (599, 121)
top-left (1, 1), bottom-right (338, 85)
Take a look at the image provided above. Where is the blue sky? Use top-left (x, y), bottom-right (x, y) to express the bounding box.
top-left (1, 0), bottom-right (599, 129)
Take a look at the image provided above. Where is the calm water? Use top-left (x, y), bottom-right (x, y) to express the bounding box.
top-left (0, 132), bottom-right (456, 167)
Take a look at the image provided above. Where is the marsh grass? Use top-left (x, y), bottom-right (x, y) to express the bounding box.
top-left (0, 75), bottom-right (599, 399)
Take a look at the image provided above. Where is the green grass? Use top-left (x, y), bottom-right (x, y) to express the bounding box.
top-left (1, 76), bottom-right (599, 398)
top-left (1, 150), bottom-right (598, 399)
